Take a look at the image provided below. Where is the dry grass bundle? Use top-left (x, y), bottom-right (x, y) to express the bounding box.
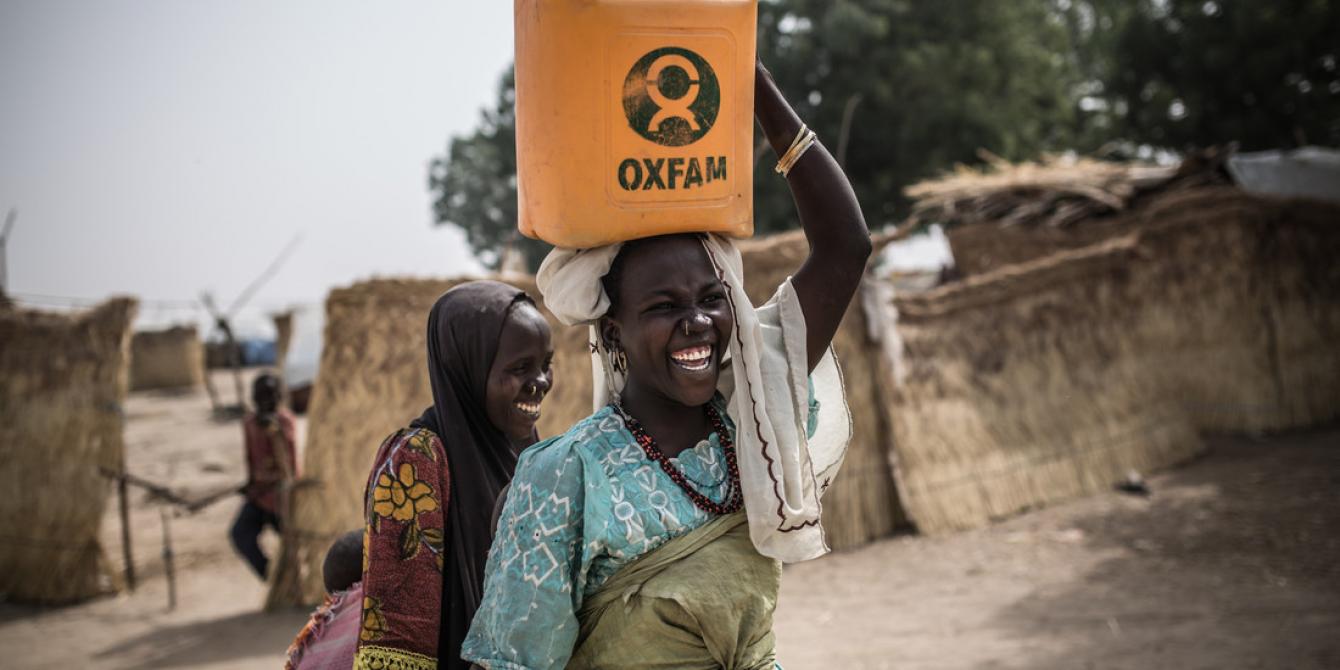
top-left (903, 150), bottom-right (1228, 228)
top-left (907, 152), bottom-right (1173, 228)
top-left (738, 231), bottom-right (908, 551)
top-left (1257, 198), bottom-right (1340, 427)
top-left (0, 298), bottom-right (137, 603)
top-left (891, 238), bottom-right (1204, 533)
top-left (887, 187), bottom-right (1340, 533)
top-left (943, 216), bottom-right (1138, 278)
top-left (272, 311), bottom-right (294, 375)
top-left (907, 150), bottom-right (1231, 275)
top-left (129, 325), bottom-right (203, 391)
top-left (268, 277), bottom-right (593, 607)
top-left (1130, 188), bottom-right (1340, 431)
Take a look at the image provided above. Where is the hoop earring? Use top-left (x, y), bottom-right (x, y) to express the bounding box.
top-left (610, 345), bottom-right (628, 374)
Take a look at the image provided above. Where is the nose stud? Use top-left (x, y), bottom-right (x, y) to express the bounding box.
top-left (683, 312), bottom-right (711, 337)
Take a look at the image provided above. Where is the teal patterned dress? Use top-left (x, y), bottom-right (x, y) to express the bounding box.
top-left (462, 394), bottom-right (817, 669)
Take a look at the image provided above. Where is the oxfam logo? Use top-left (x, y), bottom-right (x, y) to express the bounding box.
top-left (622, 47), bottom-right (720, 147)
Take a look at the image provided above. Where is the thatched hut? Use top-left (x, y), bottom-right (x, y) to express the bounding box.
top-left (0, 297), bottom-right (137, 603)
top-left (886, 179), bottom-right (1340, 533)
top-left (129, 325), bottom-right (203, 391)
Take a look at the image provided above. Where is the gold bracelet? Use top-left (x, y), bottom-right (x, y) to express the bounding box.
top-left (775, 125), bottom-right (809, 175)
top-left (778, 124), bottom-right (808, 166)
top-left (776, 128), bottom-right (817, 177)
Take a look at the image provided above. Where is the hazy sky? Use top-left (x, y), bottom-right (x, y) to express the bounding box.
top-left (1, 1), bottom-right (513, 334)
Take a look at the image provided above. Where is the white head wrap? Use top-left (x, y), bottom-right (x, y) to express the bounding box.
top-left (537, 233), bottom-right (851, 563)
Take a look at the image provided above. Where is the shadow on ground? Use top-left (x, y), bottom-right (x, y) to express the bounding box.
top-left (92, 607), bottom-right (311, 669)
top-left (987, 427), bottom-right (1340, 670)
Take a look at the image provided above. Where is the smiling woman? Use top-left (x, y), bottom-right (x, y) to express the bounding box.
top-left (344, 281), bottom-right (553, 670)
top-left (463, 57), bottom-right (870, 670)
top-left (598, 235), bottom-right (737, 426)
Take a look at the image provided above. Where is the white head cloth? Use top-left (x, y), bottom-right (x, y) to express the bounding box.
top-left (537, 233), bottom-right (852, 563)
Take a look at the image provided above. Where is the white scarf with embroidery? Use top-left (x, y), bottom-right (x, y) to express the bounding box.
top-left (536, 233), bottom-right (851, 563)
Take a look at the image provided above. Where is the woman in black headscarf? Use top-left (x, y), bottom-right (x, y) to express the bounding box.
top-left (353, 281), bottom-right (554, 670)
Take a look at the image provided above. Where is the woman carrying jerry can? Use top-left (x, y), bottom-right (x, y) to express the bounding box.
top-left (464, 1), bottom-right (870, 667)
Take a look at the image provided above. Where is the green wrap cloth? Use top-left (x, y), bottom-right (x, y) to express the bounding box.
top-left (568, 512), bottom-right (782, 670)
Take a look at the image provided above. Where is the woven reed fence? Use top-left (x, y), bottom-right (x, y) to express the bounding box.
top-left (0, 298), bottom-right (137, 603)
top-left (129, 325), bottom-right (203, 391)
top-left (887, 188), bottom-right (1340, 533)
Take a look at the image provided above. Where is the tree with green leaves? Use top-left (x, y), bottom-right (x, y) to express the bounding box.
top-left (1064, 0), bottom-right (1340, 152)
top-left (752, 0), bottom-right (1081, 232)
top-left (428, 0), bottom-right (1338, 271)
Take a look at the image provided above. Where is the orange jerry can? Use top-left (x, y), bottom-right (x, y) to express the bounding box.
top-left (514, 0), bottom-right (757, 249)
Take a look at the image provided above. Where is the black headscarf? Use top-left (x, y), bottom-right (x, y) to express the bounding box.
top-left (408, 280), bottom-right (535, 669)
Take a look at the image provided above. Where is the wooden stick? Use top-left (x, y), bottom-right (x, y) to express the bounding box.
top-left (263, 427), bottom-right (304, 609)
top-left (118, 476), bottom-right (136, 591)
top-left (182, 483), bottom-right (246, 514)
top-left (100, 467), bottom-right (194, 507)
top-left (201, 362), bottom-right (223, 412)
top-left (160, 508), bottom-right (176, 611)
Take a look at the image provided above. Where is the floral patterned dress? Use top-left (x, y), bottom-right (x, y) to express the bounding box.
top-left (355, 427), bottom-right (449, 670)
top-left (462, 393), bottom-right (817, 670)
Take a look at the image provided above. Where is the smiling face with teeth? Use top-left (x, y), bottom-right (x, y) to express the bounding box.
top-left (601, 235), bottom-right (735, 411)
top-left (484, 302), bottom-right (555, 442)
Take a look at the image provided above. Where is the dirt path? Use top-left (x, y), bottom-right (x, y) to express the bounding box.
top-left (775, 428), bottom-right (1340, 669)
top-left (0, 371), bottom-right (310, 669)
top-left (1, 377), bottom-right (1335, 668)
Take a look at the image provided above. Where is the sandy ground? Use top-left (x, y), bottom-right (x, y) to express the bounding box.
top-left (1, 375), bottom-right (1336, 669)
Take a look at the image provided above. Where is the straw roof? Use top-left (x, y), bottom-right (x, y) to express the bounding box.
top-left (904, 148), bottom-right (1231, 231)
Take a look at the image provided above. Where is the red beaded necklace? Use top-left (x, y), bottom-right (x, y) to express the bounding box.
top-left (614, 403), bottom-right (743, 515)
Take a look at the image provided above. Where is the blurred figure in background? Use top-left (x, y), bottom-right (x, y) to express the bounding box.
top-left (230, 372), bottom-right (297, 579)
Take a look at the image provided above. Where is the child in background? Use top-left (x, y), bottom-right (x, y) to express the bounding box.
top-left (229, 372), bottom-right (297, 579)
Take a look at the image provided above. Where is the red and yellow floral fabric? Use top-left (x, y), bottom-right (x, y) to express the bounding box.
top-left (354, 427), bottom-right (449, 670)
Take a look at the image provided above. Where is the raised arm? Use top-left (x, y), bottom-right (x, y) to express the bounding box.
top-left (754, 60), bottom-right (872, 372)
